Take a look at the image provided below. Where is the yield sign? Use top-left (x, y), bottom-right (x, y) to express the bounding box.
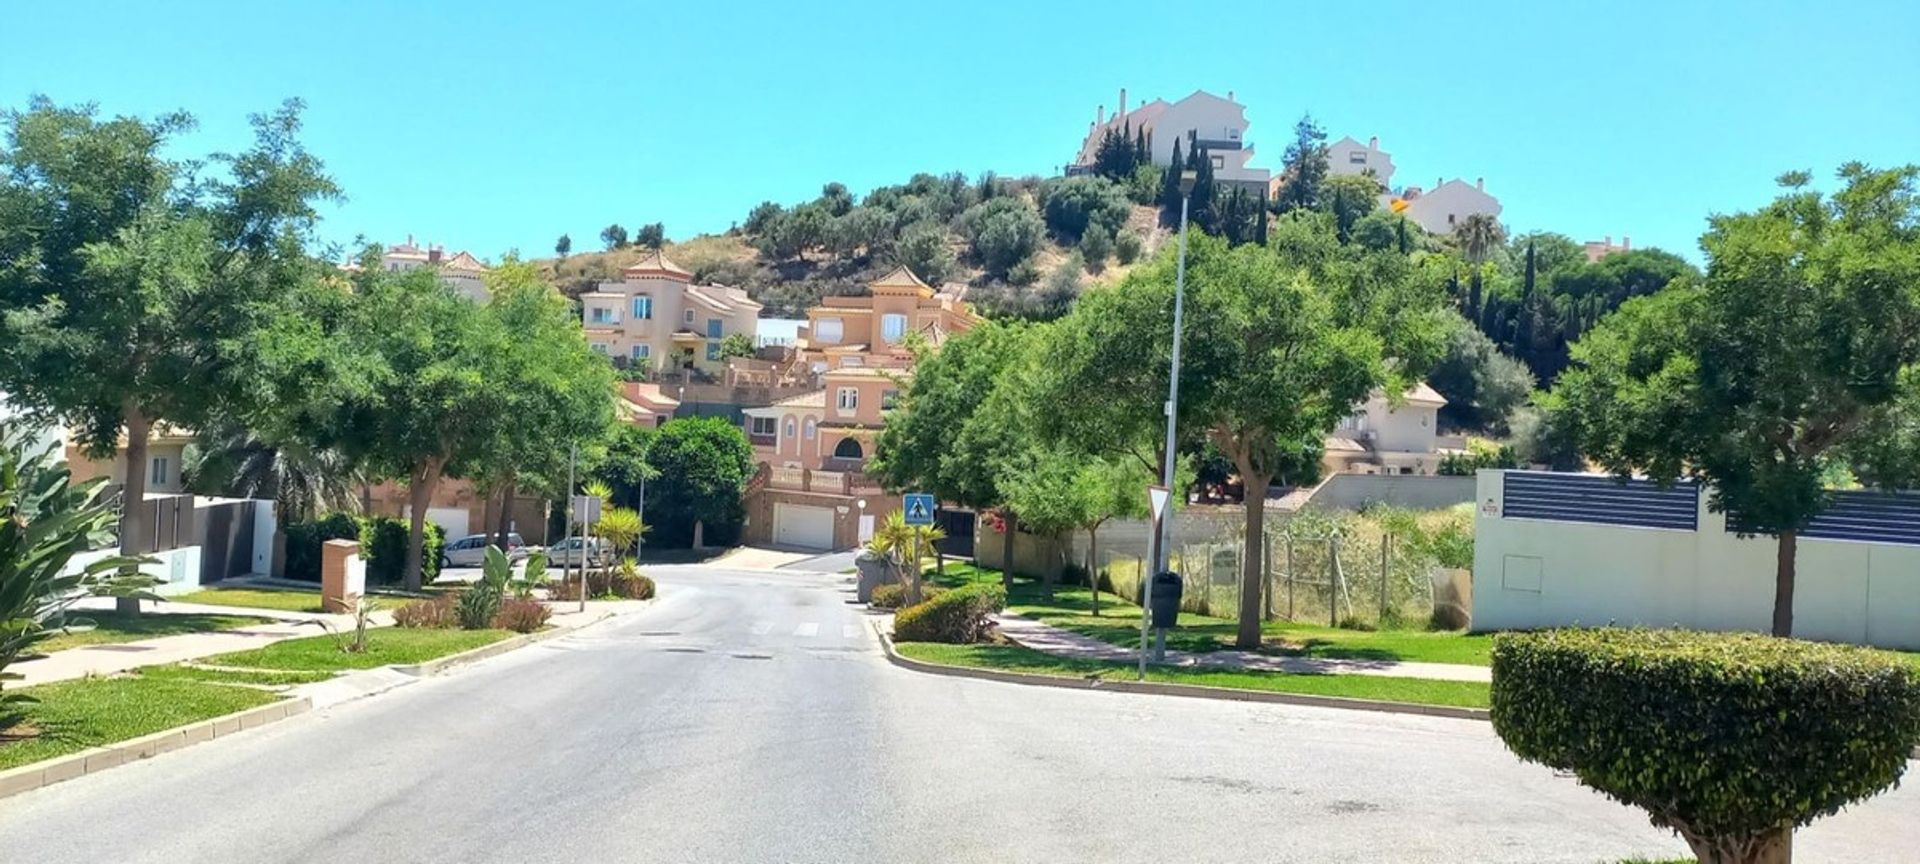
top-left (1147, 485), bottom-right (1171, 520)
top-left (903, 493), bottom-right (936, 526)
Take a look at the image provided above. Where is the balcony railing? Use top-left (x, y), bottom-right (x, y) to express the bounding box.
top-left (765, 467), bottom-right (882, 496)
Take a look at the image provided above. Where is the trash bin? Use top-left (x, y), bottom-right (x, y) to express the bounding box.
top-left (854, 551), bottom-right (892, 603)
top-left (1150, 571), bottom-right (1183, 629)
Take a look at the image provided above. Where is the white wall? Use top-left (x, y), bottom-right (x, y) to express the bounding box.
top-left (1472, 471), bottom-right (1920, 649)
top-left (1402, 180), bottom-right (1501, 235)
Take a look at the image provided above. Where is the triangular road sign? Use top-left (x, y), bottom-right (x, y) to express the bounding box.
top-left (1147, 485), bottom-right (1170, 519)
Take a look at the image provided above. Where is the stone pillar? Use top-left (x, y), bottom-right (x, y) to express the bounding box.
top-left (321, 539), bottom-right (366, 614)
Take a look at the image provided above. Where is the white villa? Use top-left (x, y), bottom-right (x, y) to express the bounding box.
top-left (1327, 135), bottom-right (1396, 188)
top-left (374, 235), bottom-right (489, 302)
top-left (1071, 88), bottom-right (1271, 194)
top-left (1396, 177), bottom-right (1503, 236)
top-left (1323, 383), bottom-right (1464, 476)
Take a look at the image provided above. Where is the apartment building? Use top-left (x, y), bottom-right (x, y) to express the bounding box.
top-left (579, 251), bottom-right (762, 378)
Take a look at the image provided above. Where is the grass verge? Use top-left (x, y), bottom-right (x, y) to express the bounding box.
top-left (202, 628), bottom-right (514, 672)
top-left (930, 562), bottom-right (1493, 666)
top-left (175, 588), bottom-right (327, 614)
top-left (0, 677), bottom-right (280, 771)
top-left (894, 642), bottom-right (1492, 709)
top-left (36, 610), bottom-right (271, 653)
top-left (134, 664), bottom-right (337, 686)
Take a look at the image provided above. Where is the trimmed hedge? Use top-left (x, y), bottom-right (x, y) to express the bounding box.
top-left (281, 513), bottom-right (443, 585)
top-left (283, 512), bottom-right (362, 581)
top-left (893, 583), bottom-right (1005, 644)
top-left (1491, 628), bottom-right (1920, 861)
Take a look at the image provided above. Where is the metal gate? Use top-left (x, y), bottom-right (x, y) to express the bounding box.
top-left (197, 500), bottom-right (256, 584)
top-left (934, 508), bottom-right (976, 557)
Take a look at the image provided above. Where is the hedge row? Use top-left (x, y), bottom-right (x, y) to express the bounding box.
top-left (282, 513), bottom-right (444, 585)
top-left (1490, 627), bottom-right (1920, 851)
top-left (893, 583), bottom-right (1005, 644)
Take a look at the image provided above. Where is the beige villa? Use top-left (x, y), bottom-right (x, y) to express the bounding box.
top-left (793, 266), bottom-right (979, 372)
top-left (1323, 383), bottom-right (1465, 476)
top-left (580, 251), bottom-right (762, 378)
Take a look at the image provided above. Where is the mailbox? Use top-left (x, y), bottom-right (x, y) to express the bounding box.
top-left (1150, 571), bottom-right (1183, 629)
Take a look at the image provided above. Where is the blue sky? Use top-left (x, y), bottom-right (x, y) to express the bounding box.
top-left (6, 1), bottom-right (1917, 264)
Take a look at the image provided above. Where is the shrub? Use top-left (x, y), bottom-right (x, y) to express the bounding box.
top-left (1007, 256), bottom-right (1042, 287)
top-left (1038, 175), bottom-right (1131, 241)
top-left (393, 595), bottom-right (457, 629)
top-left (1079, 228), bottom-right (1113, 272)
top-left (1490, 629), bottom-right (1920, 863)
top-left (892, 583), bottom-right (1006, 644)
top-left (612, 563), bottom-right (656, 600)
top-left (283, 512), bottom-right (363, 582)
top-left (493, 598), bottom-right (552, 633)
top-left (455, 586), bottom-right (502, 630)
top-left (959, 198), bottom-right (1044, 277)
top-left (870, 583), bottom-right (908, 609)
top-left (362, 517), bottom-right (444, 585)
top-left (1114, 230), bottom-right (1143, 265)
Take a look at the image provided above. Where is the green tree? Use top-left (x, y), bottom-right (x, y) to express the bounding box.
top-left (718, 332), bottom-right (756, 360)
top-left (600, 223), bottom-right (628, 249)
top-left (1273, 113), bottom-right (1330, 213)
top-left (0, 98), bottom-right (337, 613)
top-left (743, 201), bottom-right (783, 235)
top-left (1079, 227), bottom-right (1113, 272)
top-left (1002, 447), bottom-right (1088, 601)
top-left (830, 205), bottom-right (891, 258)
top-left (641, 417), bottom-right (754, 548)
top-left (1186, 145), bottom-right (1217, 232)
top-left (589, 423), bottom-right (657, 510)
top-left (959, 198), bottom-right (1044, 276)
top-left (184, 426), bottom-right (363, 523)
top-left (1321, 173), bottom-right (1380, 243)
top-left (1428, 311), bottom-right (1536, 432)
top-left (554, 234), bottom-right (571, 258)
top-left (634, 222), bottom-right (665, 249)
top-left (1039, 175), bottom-right (1131, 242)
top-left (1159, 138), bottom-right (1186, 226)
top-left (1552, 164), bottom-right (1920, 637)
top-left (891, 220), bottom-right (956, 284)
top-left (818, 181), bottom-right (853, 217)
top-left (1454, 213), bottom-right (1504, 263)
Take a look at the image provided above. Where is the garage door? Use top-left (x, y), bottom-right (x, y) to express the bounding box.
top-left (773, 504), bottom-right (835, 550)
top-left (425, 508), bottom-right (470, 540)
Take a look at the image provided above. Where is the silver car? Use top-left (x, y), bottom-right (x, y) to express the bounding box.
top-left (440, 533), bottom-right (531, 568)
top-left (546, 536), bottom-right (614, 568)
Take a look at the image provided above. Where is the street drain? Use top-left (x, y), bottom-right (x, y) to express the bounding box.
top-left (730, 652), bottom-right (774, 660)
top-left (638, 631), bottom-right (680, 636)
top-left (662, 647), bottom-right (707, 654)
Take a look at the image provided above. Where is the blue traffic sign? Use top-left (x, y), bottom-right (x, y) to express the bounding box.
top-left (903, 493), bottom-right (936, 526)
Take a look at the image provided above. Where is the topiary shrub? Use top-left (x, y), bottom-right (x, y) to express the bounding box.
top-left (393, 595), bottom-right (457, 629)
top-left (363, 517), bottom-right (444, 585)
top-left (492, 598), bottom-right (552, 633)
top-left (283, 512), bottom-right (364, 582)
top-left (869, 583), bottom-right (908, 609)
top-left (1490, 628), bottom-right (1920, 864)
top-left (612, 565), bottom-right (655, 600)
top-left (892, 583), bottom-right (1006, 644)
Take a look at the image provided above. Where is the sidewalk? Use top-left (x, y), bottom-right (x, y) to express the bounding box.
top-left (994, 613), bottom-right (1492, 684)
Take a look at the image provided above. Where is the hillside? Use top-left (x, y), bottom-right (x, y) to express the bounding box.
top-left (536, 171), bottom-right (1171, 319)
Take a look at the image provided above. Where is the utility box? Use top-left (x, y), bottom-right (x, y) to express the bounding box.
top-left (321, 539), bottom-right (365, 613)
top-left (1150, 571), bottom-right (1183, 629)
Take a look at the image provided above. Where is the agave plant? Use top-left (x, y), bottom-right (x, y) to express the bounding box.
top-left (455, 545), bottom-right (512, 629)
top-left (512, 549), bottom-right (549, 600)
top-left (1, 422), bottom-right (157, 726)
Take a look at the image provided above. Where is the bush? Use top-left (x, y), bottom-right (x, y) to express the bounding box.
top-left (455, 584), bottom-right (503, 630)
top-left (870, 583), bottom-right (908, 609)
top-left (1038, 175), bottom-right (1131, 241)
top-left (1007, 257), bottom-right (1042, 287)
top-left (1079, 228), bottom-right (1113, 272)
top-left (892, 583), bottom-right (1006, 644)
top-left (493, 598), bottom-right (552, 633)
top-left (958, 198), bottom-right (1044, 277)
top-left (393, 595), bottom-right (457, 629)
top-left (1490, 628), bottom-right (1920, 863)
top-left (363, 517), bottom-right (444, 585)
top-left (283, 512), bottom-right (363, 582)
top-left (612, 564), bottom-right (656, 600)
top-left (1114, 230), bottom-right (1143, 265)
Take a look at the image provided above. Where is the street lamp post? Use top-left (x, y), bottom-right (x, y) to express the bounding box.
top-left (1141, 169), bottom-right (1197, 678)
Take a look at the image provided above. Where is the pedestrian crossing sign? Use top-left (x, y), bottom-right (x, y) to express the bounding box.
top-left (903, 493), bottom-right (936, 526)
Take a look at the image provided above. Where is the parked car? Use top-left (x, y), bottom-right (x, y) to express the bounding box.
top-left (546, 536), bottom-right (614, 568)
top-left (441, 533), bottom-right (531, 568)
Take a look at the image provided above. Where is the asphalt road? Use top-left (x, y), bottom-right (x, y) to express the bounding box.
top-left (4, 566), bottom-right (1914, 863)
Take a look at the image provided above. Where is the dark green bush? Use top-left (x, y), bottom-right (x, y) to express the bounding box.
top-left (363, 517), bottom-right (444, 585)
top-left (1490, 628), bottom-right (1920, 863)
top-left (282, 512), bottom-right (364, 582)
top-left (870, 583), bottom-right (907, 609)
top-left (893, 583), bottom-right (1006, 644)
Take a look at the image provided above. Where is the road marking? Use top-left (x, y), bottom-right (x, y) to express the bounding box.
top-left (794, 622), bottom-right (819, 638)
top-left (842, 624), bottom-right (859, 639)
top-left (751, 621), bottom-right (774, 636)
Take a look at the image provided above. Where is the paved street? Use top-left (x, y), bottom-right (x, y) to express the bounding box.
top-left (3, 565), bottom-right (1914, 863)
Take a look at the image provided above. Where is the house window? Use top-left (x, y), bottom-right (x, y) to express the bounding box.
top-left (706, 318), bottom-right (723, 338)
top-left (837, 387), bottom-right (859, 411)
top-left (1210, 155), bottom-right (1224, 170)
top-left (591, 342), bottom-right (609, 355)
top-left (750, 416), bottom-right (777, 437)
top-left (815, 317), bottom-right (843, 342)
top-left (150, 457), bottom-right (169, 487)
top-left (630, 344), bottom-right (650, 361)
top-left (785, 417), bottom-right (797, 439)
top-left (882, 389), bottom-right (900, 410)
top-left (832, 438), bottom-right (864, 460)
top-left (590, 307), bottom-right (616, 324)
top-left (683, 308), bottom-right (695, 325)
top-left (804, 417), bottom-right (816, 439)
top-left (706, 342), bottom-right (721, 361)
top-left (840, 356), bottom-right (863, 368)
top-left (881, 313), bottom-right (907, 343)
top-left (632, 295), bottom-right (653, 319)
top-left (1349, 151), bottom-right (1368, 164)
top-left (1447, 213), bottom-right (1457, 226)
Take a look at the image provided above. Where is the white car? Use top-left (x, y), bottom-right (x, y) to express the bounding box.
top-left (546, 536), bottom-right (614, 568)
top-left (440, 533), bottom-right (531, 568)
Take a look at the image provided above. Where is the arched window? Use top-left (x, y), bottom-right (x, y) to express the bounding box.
top-left (803, 417), bottom-right (817, 439)
top-left (832, 438), bottom-right (864, 459)
top-left (784, 416), bottom-right (797, 439)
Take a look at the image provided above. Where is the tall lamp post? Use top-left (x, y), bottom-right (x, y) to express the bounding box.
top-left (1140, 168), bottom-right (1197, 678)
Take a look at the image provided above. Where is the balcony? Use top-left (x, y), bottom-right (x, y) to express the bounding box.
top-left (820, 457), bottom-right (867, 474)
top-left (765, 467), bottom-right (881, 496)
top-left (748, 432), bottom-right (777, 447)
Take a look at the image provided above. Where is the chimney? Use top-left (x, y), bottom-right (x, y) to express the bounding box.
top-left (1476, 177), bottom-right (1484, 191)
top-left (1437, 176), bottom-right (1443, 190)
top-left (1604, 235), bottom-right (1612, 247)
top-left (1623, 235), bottom-right (1631, 251)
top-left (406, 233), bottom-right (415, 247)
top-left (1097, 104), bottom-right (1105, 125)
top-left (1368, 136), bottom-right (1378, 150)
top-left (1119, 87), bottom-right (1128, 119)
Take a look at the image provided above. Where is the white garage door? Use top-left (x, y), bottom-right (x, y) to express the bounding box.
top-left (425, 508), bottom-right (469, 540)
top-left (773, 504), bottom-right (835, 551)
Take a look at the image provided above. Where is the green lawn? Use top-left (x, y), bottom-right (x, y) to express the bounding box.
top-left (176, 587), bottom-right (328, 614)
top-left (895, 642), bottom-right (1492, 709)
top-left (0, 677), bottom-right (280, 771)
top-left (203, 627), bottom-right (514, 672)
top-left (930, 562), bottom-right (1493, 667)
top-left (134, 663), bottom-right (337, 687)
top-left (36, 610), bottom-right (270, 653)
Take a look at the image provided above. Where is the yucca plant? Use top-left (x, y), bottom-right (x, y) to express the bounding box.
top-left (455, 545), bottom-right (512, 629)
top-left (1, 422), bottom-right (158, 726)
top-left (595, 506), bottom-right (646, 562)
top-left (512, 549), bottom-right (549, 600)
top-left (868, 510), bottom-right (946, 605)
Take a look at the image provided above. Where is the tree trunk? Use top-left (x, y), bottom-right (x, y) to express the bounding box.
top-left (403, 459), bottom-right (442, 592)
top-left (1772, 529), bottom-right (1798, 637)
top-left (493, 475), bottom-right (516, 550)
top-left (1681, 825), bottom-right (1791, 864)
top-left (1087, 525), bottom-right (1101, 617)
top-left (1236, 470), bottom-right (1273, 649)
top-left (1000, 511), bottom-right (1017, 590)
top-left (116, 406), bottom-right (151, 615)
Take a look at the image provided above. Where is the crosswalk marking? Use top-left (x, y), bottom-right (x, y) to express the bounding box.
top-left (750, 621), bottom-right (774, 636)
top-left (793, 622), bottom-right (819, 638)
top-left (842, 624), bottom-right (859, 639)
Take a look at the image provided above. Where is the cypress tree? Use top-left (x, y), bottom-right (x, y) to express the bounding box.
top-left (1256, 191), bottom-right (1270, 246)
top-left (1160, 138), bottom-right (1185, 225)
top-left (1136, 128), bottom-right (1150, 167)
top-left (1396, 215), bottom-right (1410, 254)
top-left (1188, 145), bottom-right (1217, 232)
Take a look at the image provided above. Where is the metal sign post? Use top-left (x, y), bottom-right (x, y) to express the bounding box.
top-left (572, 492), bottom-right (602, 613)
top-left (1141, 485), bottom-right (1171, 678)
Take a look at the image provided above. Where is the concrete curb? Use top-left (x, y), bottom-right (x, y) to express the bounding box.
top-left (873, 620), bottom-right (1491, 722)
top-left (0, 697), bottom-right (312, 802)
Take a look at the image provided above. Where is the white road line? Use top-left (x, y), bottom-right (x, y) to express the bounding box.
top-left (751, 621), bottom-right (774, 636)
top-left (842, 624), bottom-right (859, 639)
top-left (793, 622), bottom-right (819, 638)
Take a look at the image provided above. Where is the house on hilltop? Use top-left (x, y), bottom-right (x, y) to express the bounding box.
top-left (1070, 88), bottom-right (1271, 194)
top-left (579, 250), bottom-right (763, 379)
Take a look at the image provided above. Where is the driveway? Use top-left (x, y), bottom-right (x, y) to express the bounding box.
top-left (4, 565), bottom-right (1913, 862)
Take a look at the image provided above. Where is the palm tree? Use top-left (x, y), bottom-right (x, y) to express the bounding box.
top-left (868, 510), bottom-right (946, 604)
top-left (184, 429), bottom-right (363, 523)
top-left (1454, 213), bottom-right (1505, 264)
